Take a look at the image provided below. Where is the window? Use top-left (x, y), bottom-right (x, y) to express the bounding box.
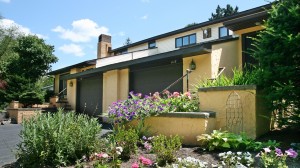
top-left (175, 34), bottom-right (196, 48)
top-left (219, 26), bottom-right (233, 38)
top-left (203, 28), bottom-right (211, 39)
top-left (148, 41), bottom-right (156, 49)
top-left (115, 49), bottom-right (128, 55)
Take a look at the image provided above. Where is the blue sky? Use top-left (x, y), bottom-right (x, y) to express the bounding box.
top-left (0, 0), bottom-right (270, 71)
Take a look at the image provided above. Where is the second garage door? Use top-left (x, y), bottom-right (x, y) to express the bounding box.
top-left (130, 59), bottom-right (183, 96)
top-left (77, 75), bottom-right (103, 116)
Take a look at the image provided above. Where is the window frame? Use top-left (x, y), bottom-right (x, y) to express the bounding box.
top-left (203, 28), bottom-right (212, 39)
top-left (219, 26), bottom-right (229, 38)
top-left (175, 33), bottom-right (196, 48)
top-left (148, 41), bottom-right (156, 49)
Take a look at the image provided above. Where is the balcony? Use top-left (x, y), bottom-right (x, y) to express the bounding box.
top-left (96, 48), bottom-right (158, 68)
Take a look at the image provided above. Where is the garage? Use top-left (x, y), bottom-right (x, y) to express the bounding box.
top-left (129, 59), bottom-right (183, 96)
top-left (76, 74), bottom-right (103, 116)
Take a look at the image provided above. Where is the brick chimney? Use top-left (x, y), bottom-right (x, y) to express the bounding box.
top-left (97, 34), bottom-right (112, 59)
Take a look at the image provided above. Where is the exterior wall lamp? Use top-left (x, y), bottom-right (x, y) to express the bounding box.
top-left (189, 59), bottom-right (196, 70)
top-left (69, 81), bottom-right (73, 87)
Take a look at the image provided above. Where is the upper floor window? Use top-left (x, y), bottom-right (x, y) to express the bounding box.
top-left (175, 34), bottom-right (196, 48)
top-left (148, 41), bottom-right (156, 49)
top-left (219, 26), bottom-right (233, 38)
top-left (203, 28), bottom-right (211, 39)
top-left (115, 49), bottom-right (128, 55)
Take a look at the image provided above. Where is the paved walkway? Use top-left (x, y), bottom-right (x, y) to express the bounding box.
top-left (0, 124), bottom-right (21, 167)
top-left (0, 123), bottom-right (112, 167)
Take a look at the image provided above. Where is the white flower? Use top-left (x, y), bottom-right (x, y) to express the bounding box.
top-left (237, 152), bottom-right (242, 155)
top-left (116, 146), bottom-right (123, 155)
top-left (227, 151), bottom-right (232, 155)
top-left (219, 152), bottom-right (225, 157)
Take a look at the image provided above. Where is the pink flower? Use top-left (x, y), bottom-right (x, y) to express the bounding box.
top-left (173, 92), bottom-right (180, 98)
top-left (263, 147), bottom-right (271, 153)
top-left (139, 156), bottom-right (153, 165)
top-left (285, 148), bottom-right (298, 158)
top-left (131, 162), bottom-right (139, 168)
top-left (144, 142), bottom-right (152, 151)
top-left (96, 152), bottom-right (109, 158)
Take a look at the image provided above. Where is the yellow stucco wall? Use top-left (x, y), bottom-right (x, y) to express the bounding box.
top-left (54, 74), bottom-right (60, 94)
top-left (211, 40), bottom-right (239, 78)
top-left (66, 68), bottom-right (80, 110)
top-left (102, 68), bottom-right (129, 113)
top-left (128, 115), bottom-right (216, 145)
top-left (234, 26), bottom-right (263, 68)
top-left (183, 54), bottom-right (211, 92)
top-left (198, 86), bottom-right (271, 139)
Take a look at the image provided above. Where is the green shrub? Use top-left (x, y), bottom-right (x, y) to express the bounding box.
top-left (197, 130), bottom-right (279, 151)
top-left (19, 91), bottom-right (44, 107)
top-left (152, 134), bottom-right (182, 166)
top-left (195, 68), bottom-right (258, 88)
top-left (17, 109), bottom-right (102, 167)
top-left (113, 125), bottom-right (139, 160)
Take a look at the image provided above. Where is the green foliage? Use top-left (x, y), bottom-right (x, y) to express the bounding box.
top-left (209, 4), bottom-right (239, 21)
top-left (251, 0), bottom-right (300, 127)
top-left (123, 37), bottom-right (132, 46)
top-left (195, 68), bottom-right (257, 88)
top-left (185, 22), bottom-right (198, 27)
top-left (152, 134), bottom-right (182, 166)
top-left (197, 130), bottom-right (279, 152)
top-left (19, 91), bottom-right (44, 108)
top-left (17, 109), bottom-right (102, 167)
top-left (113, 125), bottom-right (139, 160)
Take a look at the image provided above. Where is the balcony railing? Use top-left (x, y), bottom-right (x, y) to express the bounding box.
top-left (96, 48), bottom-right (158, 68)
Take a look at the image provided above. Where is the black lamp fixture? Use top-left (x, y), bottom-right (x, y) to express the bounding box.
top-left (189, 59), bottom-right (196, 70)
top-left (69, 81), bottom-right (73, 87)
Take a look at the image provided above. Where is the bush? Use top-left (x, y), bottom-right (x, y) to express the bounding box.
top-left (17, 109), bottom-right (102, 167)
top-left (113, 125), bottom-right (139, 160)
top-left (19, 91), bottom-right (44, 107)
top-left (195, 68), bottom-right (258, 88)
top-left (108, 91), bottom-right (200, 123)
top-left (197, 130), bottom-right (279, 151)
top-left (152, 134), bottom-right (182, 166)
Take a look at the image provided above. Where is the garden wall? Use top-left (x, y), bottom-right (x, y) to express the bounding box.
top-left (128, 112), bottom-right (216, 146)
top-left (198, 85), bottom-right (271, 139)
top-left (7, 108), bottom-right (41, 124)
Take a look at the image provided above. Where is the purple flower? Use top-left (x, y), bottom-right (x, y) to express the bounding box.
top-left (275, 148), bottom-right (283, 156)
top-left (285, 148), bottom-right (298, 158)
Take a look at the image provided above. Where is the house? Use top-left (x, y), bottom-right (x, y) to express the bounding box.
top-left (48, 3), bottom-right (271, 117)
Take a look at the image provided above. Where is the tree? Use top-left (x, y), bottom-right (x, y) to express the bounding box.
top-left (252, 0), bottom-right (300, 127)
top-left (209, 4), bottom-right (239, 21)
top-left (185, 22), bottom-right (198, 28)
top-left (1, 35), bottom-right (58, 104)
top-left (123, 37), bottom-right (132, 46)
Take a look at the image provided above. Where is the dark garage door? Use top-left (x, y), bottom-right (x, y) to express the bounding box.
top-left (130, 59), bottom-right (183, 96)
top-left (77, 75), bottom-right (103, 116)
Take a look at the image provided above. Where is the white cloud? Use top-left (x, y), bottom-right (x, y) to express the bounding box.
top-left (141, 0), bottom-right (150, 3)
top-left (0, 0), bottom-right (10, 3)
top-left (52, 19), bottom-right (109, 43)
top-left (0, 19), bottom-right (48, 39)
top-left (59, 44), bottom-right (85, 57)
top-left (118, 31), bottom-right (125, 36)
top-left (141, 15), bottom-right (148, 20)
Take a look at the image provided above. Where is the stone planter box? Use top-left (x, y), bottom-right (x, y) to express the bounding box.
top-left (127, 112), bottom-right (216, 146)
top-left (7, 108), bottom-right (41, 124)
top-left (198, 85), bottom-right (271, 139)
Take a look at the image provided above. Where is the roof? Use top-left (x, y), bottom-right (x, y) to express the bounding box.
top-left (60, 36), bottom-right (238, 80)
top-left (111, 3), bottom-right (271, 52)
top-left (48, 59), bottom-right (96, 75)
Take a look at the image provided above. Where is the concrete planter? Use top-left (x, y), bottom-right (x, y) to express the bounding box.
top-left (198, 85), bottom-right (271, 139)
top-left (7, 108), bottom-right (41, 124)
top-left (128, 111), bottom-right (216, 146)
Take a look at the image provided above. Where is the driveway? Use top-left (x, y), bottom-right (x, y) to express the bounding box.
top-left (0, 123), bottom-right (112, 167)
top-left (0, 124), bottom-right (21, 167)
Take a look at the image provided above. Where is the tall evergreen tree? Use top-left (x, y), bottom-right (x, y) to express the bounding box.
top-left (209, 4), bottom-right (239, 21)
top-left (252, 0), bottom-right (300, 127)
